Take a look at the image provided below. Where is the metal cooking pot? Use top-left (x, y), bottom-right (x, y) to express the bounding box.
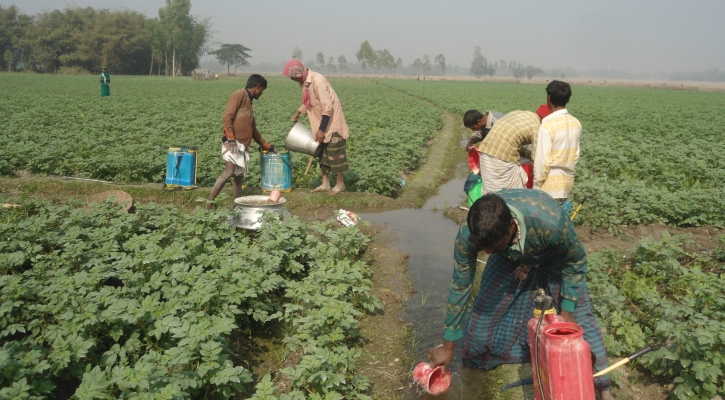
top-left (229, 195), bottom-right (289, 230)
top-left (284, 122), bottom-right (322, 157)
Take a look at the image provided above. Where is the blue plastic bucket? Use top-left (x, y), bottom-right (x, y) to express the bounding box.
top-left (261, 150), bottom-right (292, 192)
top-left (165, 147), bottom-right (197, 187)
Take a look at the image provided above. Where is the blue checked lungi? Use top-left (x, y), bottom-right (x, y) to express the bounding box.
top-left (461, 253), bottom-right (611, 391)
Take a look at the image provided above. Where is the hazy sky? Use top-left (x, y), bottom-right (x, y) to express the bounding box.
top-left (5, 0), bottom-right (725, 74)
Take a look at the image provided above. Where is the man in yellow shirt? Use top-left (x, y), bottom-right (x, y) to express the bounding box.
top-left (533, 81), bottom-right (582, 205)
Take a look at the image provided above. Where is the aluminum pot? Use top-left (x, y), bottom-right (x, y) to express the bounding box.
top-left (284, 122), bottom-right (322, 157)
top-left (229, 195), bottom-right (289, 230)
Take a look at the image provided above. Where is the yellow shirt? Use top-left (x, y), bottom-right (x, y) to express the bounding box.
top-left (533, 109), bottom-right (582, 199)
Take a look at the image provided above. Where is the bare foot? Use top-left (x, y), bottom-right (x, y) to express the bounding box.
top-left (205, 203), bottom-right (214, 210)
top-left (599, 389), bottom-right (614, 400)
top-left (328, 186), bottom-right (346, 196)
top-left (311, 185), bottom-right (331, 193)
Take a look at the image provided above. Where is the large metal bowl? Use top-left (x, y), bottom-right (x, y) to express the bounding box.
top-left (229, 195), bottom-right (289, 230)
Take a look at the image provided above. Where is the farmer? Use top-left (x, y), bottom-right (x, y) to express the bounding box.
top-left (463, 109), bottom-right (505, 151)
top-left (208, 74), bottom-right (275, 207)
top-left (427, 189), bottom-right (613, 400)
top-left (475, 110), bottom-right (540, 193)
top-left (533, 80), bottom-right (582, 206)
top-left (100, 67), bottom-right (110, 97)
top-left (283, 59), bottom-right (349, 196)
top-left (462, 110), bottom-right (505, 202)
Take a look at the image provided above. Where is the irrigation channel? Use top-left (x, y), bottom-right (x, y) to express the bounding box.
top-left (359, 156), bottom-right (498, 399)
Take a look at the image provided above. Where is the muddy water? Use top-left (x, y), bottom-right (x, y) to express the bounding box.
top-left (359, 156), bottom-right (491, 399)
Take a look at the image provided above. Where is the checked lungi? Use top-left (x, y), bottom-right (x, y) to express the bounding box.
top-left (462, 253), bottom-right (611, 391)
top-left (319, 132), bottom-right (348, 175)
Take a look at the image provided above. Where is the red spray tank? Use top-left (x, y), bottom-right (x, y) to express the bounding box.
top-left (528, 289), bottom-right (595, 400)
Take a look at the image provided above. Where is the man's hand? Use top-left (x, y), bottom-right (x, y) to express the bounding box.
top-left (292, 109), bottom-right (307, 122)
top-left (314, 130), bottom-right (325, 143)
top-left (560, 309), bottom-right (576, 323)
top-left (224, 140), bottom-right (238, 154)
top-left (465, 139), bottom-right (477, 152)
top-left (427, 341), bottom-right (455, 374)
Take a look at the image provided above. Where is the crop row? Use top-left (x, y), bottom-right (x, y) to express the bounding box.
top-left (384, 79), bottom-right (725, 228)
top-left (0, 201), bottom-right (380, 399)
top-left (587, 233), bottom-right (725, 400)
top-left (0, 74), bottom-right (442, 197)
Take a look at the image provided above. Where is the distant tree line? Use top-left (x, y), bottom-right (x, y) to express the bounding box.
top-left (0, 1), bottom-right (211, 75)
top-left (292, 41), bottom-right (542, 80)
top-left (469, 45), bottom-right (542, 80)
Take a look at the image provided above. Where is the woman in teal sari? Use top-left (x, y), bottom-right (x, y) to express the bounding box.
top-left (100, 67), bottom-right (110, 97)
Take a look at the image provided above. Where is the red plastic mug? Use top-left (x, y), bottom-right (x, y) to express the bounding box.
top-left (413, 362), bottom-right (451, 396)
top-left (268, 190), bottom-right (281, 203)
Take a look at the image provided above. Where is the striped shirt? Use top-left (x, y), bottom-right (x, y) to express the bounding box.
top-left (476, 111), bottom-right (539, 164)
top-left (533, 109), bottom-right (582, 199)
top-left (470, 110), bottom-right (505, 143)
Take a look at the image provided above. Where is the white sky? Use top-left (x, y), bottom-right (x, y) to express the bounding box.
top-left (5, 0), bottom-right (725, 74)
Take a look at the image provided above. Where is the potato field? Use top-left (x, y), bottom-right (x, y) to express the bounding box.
top-left (1, 74), bottom-right (725, 399)
top-left (0, 74), bottom-right (441, 197)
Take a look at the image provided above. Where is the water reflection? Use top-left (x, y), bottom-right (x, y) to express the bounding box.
top-left (359, 162), bottom-right (489, 399)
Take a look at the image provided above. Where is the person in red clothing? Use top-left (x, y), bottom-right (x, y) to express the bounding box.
top-left (535, 104), bottom-right (552, 121)
top-left (208, 74), bottom-right (275, 207)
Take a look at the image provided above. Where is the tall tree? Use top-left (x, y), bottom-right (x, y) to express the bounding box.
top-left (526, 65), bottom-right (542, 80)
top-left (412, 58), bottom-right (423, 74)
top-left (434, 53), bottom-right (446, 76)
top-left (146, 18), bottom-right (166, 75)
top-left (470, 46), bottom-right (487, 78)
top-left (326, 56), bottom-right (336, 73)
top-left (316, 51), bottom-right (325, 70)
top-left (0, 5), bottom-right (31, 72)
top-left (292, 47), bottom-right (302, 60)
top-left (375, 49), bottom-right (395, 72)
top-left (337, 55), bottom-right (347, 71)
top-left (497, 59), bottom-right (507, 74)
top-left (89, 10), bottom-right (151, 74)
top-left (422, 54), bottom-right (431, 74)
top-left (355, 40), bottom-right (375, 73)
top-left (509, 61), bottom-right (526, 79)
top-left (158, 0), bottom-right (210, 76)
top-left (211, 43), bottom-right (251, 75)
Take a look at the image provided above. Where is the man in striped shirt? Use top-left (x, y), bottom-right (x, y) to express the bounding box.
top-left (533, 81), bottom-right (582, 205)
top-left (476, 110), bottom-right (540, 194)
top-left (463, 110), bottom-right (505, 151)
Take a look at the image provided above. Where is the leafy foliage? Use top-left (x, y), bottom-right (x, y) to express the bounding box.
top-left (210, 44), bottom-right (252, 76)
top-left (0, 200), bottom-right (380, 398)
top-left (384, 80), bottom-right (725, 228)
top-left (0, 74), bottom-right (441, 197)
top-left (588, 233), bottom-right (725, 399)
top-left (0, 3), bottom-right (210, 75)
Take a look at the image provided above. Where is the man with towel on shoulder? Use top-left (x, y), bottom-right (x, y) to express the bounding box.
top-left (208, 74), bottom-right (275, 208)
top-left (283, 59), bottom-right (350, 196)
